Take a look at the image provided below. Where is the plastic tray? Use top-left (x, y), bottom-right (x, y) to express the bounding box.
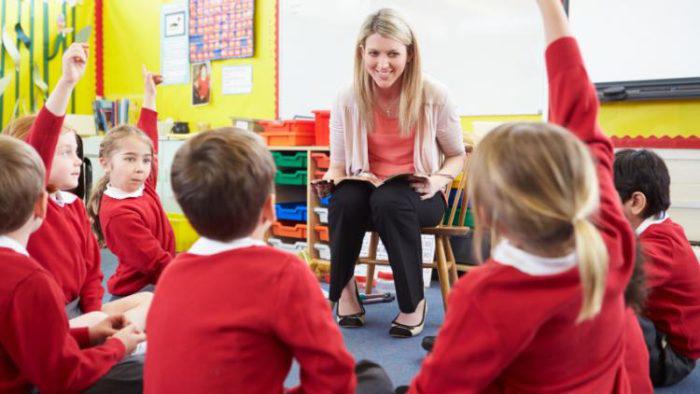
top-left (310, 152), bottom-right (330, 169)
top-left (268, 237), bottom-right (308, 254)
top-left (312, 110), bottom-right (330, 146)
top-left (313, 207), bottom-right (328, 224)
top-left (275, 169), bottom-right (308, 186)
top-left (261, 131), bottom-right (315, 146)
top-left (270, 222), bottom-right (308, 239)
top-left (272, 151), bottom-right (307, 169)
top-left (314, 243), bottom-right (331, 260)
top-left (259, 119), bottom-right (316, 133)
top-left (444, 207), bottom-right (475, 227)
top-left (315, 225), bottom-right (329, 242)
top-left (313, 170), bottom-right (326, 180)
top-left (275, 202), bottom-right (307, 222)
top-left (319, 195), bottom-right (331, 206)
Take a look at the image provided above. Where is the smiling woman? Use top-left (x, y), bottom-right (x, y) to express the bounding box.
top-left (319, 8), bottom-right (465, 338)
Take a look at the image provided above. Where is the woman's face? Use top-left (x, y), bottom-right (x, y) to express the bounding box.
top-left (199, 65), bottom-right (208, 78)
top-left (362, 33), bottom-right (409, 91)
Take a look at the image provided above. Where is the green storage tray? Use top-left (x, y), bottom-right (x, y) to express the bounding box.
top-left (275, 169), bottom-right (308, 186)
top-left (444, 207), bottom-right (474, 227)
top-left (272, 151), bottom-right (307, 169)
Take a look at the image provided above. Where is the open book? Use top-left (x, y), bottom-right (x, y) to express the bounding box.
top-left (334, 172), bottom-right (430, 188)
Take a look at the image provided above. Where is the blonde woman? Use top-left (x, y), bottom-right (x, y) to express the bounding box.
top-left (322, 8), bottom-right (465, 337)
top-left (408, 0), bottom-right (636, 392)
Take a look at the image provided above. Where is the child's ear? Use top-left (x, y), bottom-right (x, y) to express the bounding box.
top-left (99, 157), bottom-right (110, 171)
top-left (261, 193), bottom-right (276, 224)
top-left (627, 191), bottom-right (647, 217)
top-left (32, 191), bottom-right (48, 228)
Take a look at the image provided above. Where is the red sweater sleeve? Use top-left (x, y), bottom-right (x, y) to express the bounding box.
top-left (409, 283), bottom-right (516, 393)
top-left (79, 206), bottom-right (104, 312)
top-left (69, 327), bottom-right (91, 349)
top-left (26, 106), bottom-right (66, 184)
top-left (545, 37), bottom-right (635, 275)
top-left (137, 108), bottom-right (159, 188)
top-left (3, 272), bottom-right (125, 392)
top-left (273, 257), bottom-right (356, 394)
top-left (640, 236), bottom-right (674, 289)
top-left (103, 211), bottom-right (173, 278)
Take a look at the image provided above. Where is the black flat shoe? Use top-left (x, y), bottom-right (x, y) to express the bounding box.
top-left (421, 335), bottom-right (436, 352)
top-left (336, 280), bottom-right (366, 328)
top-left (390, 301), bottom-right (427, 338)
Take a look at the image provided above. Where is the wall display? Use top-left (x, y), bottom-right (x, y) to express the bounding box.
top-left (189, 0), bottom-right (254, 62)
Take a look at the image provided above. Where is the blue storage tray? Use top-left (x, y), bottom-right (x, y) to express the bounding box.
top-left (275, 202), bottom-right (307, 222)
top-left (319, 195), bottom-right (331, 207)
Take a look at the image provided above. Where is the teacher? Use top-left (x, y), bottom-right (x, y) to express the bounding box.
top-left (324, 8), bottom-right (465, 338)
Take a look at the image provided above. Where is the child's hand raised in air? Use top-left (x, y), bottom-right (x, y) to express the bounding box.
top-left (142, 64), bottom-right (163, 110)
top-left (60, 43), bottom-right (89, 87)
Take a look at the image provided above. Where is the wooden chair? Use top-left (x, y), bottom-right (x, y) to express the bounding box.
top-left (359, 145), bottom-right (474, 311)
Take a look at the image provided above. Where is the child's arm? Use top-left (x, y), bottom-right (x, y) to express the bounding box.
top-left (27, 43), bottom-right (87, 182)
top-left (79, 213), bottom-right (105, 313)
top-left (273, 257), bottom-right (356, 394)
top-left (5, 271), bottom-right (124, 392)
top-left (103, 211), bottom-right (173, 280)
top-left (139, 65), bottom-right (161, 188)
top-left (538, 0), bottom-right (635, 271)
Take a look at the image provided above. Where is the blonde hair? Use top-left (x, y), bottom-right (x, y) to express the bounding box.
top-left (0, 135), bottom-right (46, 233)
top-left (87, 125), bottom-right (154, 244)
top-left (469, 122), bottom-right (608, 322)
top-left (354, 8), bottom-right (424, 137)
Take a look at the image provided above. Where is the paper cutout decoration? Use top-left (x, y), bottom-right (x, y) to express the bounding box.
top-left (0, 74), bottom-right (13, 97)
top-left (33, 64), bottom-right (48, 96)
top-left (14, 23), bottom-right (31, 49)
top-left (75, 25), bottom-right (92, 43)
top-left (2, 28), bottom-right (21, 67)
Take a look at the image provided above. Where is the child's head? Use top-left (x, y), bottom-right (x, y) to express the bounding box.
top-left (3, 115), bottom-right (82, 192)
top-left (171, 128), bottom-right (276, 241)
top-left (613, 149), bottom-right (670, 229)
top-left (469, 122), bottom-right (608, 322)
top-left (0, 135), bottom-right (47, 236)
top-left (87, 125), bottom-right (154, 243)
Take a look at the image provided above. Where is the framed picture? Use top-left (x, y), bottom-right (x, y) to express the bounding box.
top-left (191, 61), bottom-right (211, 106)
top-left (165, 11), bottom-right (186, 37)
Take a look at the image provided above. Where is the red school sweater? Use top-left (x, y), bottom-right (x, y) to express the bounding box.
top-left (100, 108), bottom-right (175, 296)
top-left (0, 246), bottom-right (125, 394)
top-left (25, 107), bottom-right (104, 312)
top-left (640, 216), bottom-right (700, 358)
top-left (145, 243), bottom-right (356, 394)
top-left (409, 37), bottom-right (636, 393)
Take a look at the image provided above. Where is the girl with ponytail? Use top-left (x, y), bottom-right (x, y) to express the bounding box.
top-left (408, 1), bottom-right (637, 392)
top-left (88, 66), bottom-right (175, 300)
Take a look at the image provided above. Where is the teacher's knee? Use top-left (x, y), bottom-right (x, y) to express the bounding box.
top-left (369, 188), bottom-right (412, 219)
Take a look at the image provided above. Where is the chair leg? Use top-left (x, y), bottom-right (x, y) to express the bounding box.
top-left (365, 232), bottom-right (379, 295)
top-left (444, 236), bottom-right (458, 285)
top-left (435, 237), bottom-right (450, 311)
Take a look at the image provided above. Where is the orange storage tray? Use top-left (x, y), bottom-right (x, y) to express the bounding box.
top-left (259, 119), bottom-right (316, 133)
top-left (315, 225), bottom-right (329, 242)
top-left (271, 222), bottom-right (308, 239)
top-left (312, 110), bottom-right (330, 146)
top-left (261, 131), bottom-right (315, 146)
top-left (313, 170), bottom-right (326, 180)
top-left (310, 152), bottom-right (330, 169)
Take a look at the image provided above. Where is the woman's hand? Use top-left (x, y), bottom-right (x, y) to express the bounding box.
top-left (410, 175), bottom-right (451, 200)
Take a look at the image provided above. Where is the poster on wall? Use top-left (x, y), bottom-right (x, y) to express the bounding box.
top-left (189, 0), bottom-right (255, 62)
top-left (161, 2), bottom-right (190, 85)
top-left (192, 61), bottom-right (211, 106)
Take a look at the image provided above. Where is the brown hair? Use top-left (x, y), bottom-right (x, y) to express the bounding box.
top-left (87, 125), bottom-right (154, 244)
top-left (354, 8), bottom-right (424, 137)
top-left (0, 135), bottom-right (46, 233)
top-left (470, 122), bottom-right (608, 322)
top-left (171, 128), bottom-right (276, 241)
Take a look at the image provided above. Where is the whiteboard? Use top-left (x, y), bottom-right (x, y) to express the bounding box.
top-left (279, 0), bottom-right (547, 118)
top-left (569, 0), bottom-right (700, 84)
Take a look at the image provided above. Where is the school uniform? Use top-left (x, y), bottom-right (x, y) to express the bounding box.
top-left (145, 237), bottom-right (356, 394)
top-left (26, 107), bottom-right (104, 313)
top-left (624, 308), bottom-right (654, 394)
top-left (0, 236), bottom-right (124, 394)
top-left (100, 108), bottom-right (175, 296)
top-left (637, 212), bottom-right (700, 385)
top-left (409, 37), bottom-right (636, 393)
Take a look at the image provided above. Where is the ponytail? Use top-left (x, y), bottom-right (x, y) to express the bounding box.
top-left (573, 218), bottom-right (608, 322)
top-left (87, 175), bottom-right (110, 245)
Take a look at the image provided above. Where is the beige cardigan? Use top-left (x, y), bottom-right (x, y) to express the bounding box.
top-left (329, 76), bottom-right (464, 176)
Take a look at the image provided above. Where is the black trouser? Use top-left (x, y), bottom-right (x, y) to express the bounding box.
top-left (328, 180), bottom-right (445, 313)
top-left (638, 316), bottom-right (697, 387)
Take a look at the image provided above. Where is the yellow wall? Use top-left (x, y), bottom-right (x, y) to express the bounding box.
top-left (102, 0), bottom-right (699, 139)
top-left (103, 0), bottom-right (276, 129)
top-left (0, 0), bottom-right (93, 128)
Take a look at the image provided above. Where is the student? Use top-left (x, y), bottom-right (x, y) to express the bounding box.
top-left (3, 43), bottom-right (152, 329)
top-left (145, 129), bottom-right (356, 393)
top-left (0, 134), bottom-right (145, 393)
top-left (614, 148), bottom-right (700, 386)
top-left (87, 66), bottom-right (175, 299)
top-left (408, 0), bottom-right (636, 391)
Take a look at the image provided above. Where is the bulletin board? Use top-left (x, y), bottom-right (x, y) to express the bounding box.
top-left (189, 0), bottom-right (254, 62)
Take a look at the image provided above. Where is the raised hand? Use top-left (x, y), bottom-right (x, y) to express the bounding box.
top-left (60, 43), bottom-right (89, 87)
